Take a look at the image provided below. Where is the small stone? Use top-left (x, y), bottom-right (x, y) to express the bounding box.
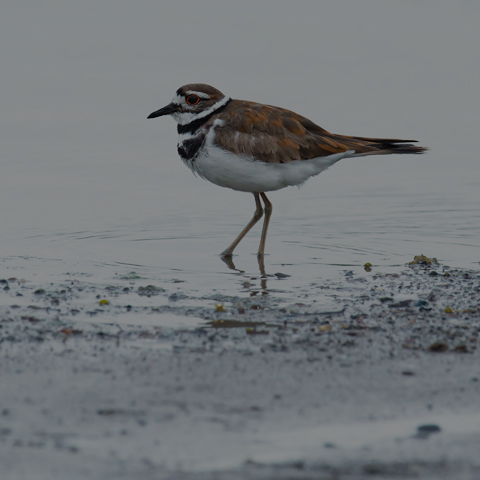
top-left (417, 424), bottom-right (441, 434)
top-left (168, 293), bottom-right (187, 301)
top-left (380, 297), bottom-right (394, 303)
top-left (415, 300), bottom-right (428, 307)
top-left (274, 272), bottom-right (291, 278)
top-left (324, 442), bottom-right (337, 449)
top-left (137, 285), bottom-right (166, 297)
top-left (428, 341), bottom-right (448, 353)
top-left (389, 300), bottom-right (412, 308)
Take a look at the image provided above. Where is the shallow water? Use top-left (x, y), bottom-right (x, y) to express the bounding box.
top-left (2, 154), bottom-right (478, 307)
top-left (1, 1), bottom-right (479, 316)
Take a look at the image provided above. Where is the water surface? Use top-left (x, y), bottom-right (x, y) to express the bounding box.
top-left (1, 1), bottom-right (479, 304)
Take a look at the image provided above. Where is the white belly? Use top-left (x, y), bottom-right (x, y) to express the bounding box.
top-left (182, 144), bottom-right (354, 193)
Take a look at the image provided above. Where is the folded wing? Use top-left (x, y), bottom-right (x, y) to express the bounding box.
top-left (213, 100), bottom-right (427, 164)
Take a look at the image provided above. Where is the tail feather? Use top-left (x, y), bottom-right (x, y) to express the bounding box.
top-left (337, 134), bottom-right (428, 157)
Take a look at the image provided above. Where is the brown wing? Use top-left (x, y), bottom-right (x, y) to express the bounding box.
top-left (212, 100), bottom-right (426, 164)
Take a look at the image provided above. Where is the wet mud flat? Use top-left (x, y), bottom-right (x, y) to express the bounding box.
top-left (1, 259), bottom-right (480, 480)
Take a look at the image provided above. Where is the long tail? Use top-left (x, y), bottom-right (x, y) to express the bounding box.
top-left (339, 135), bottom-right (428, 157)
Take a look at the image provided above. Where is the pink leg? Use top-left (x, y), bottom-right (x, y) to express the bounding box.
top-left (257, 193), bottom-right (272, 257)
top-left (220, 193), bottom-right (263, 257)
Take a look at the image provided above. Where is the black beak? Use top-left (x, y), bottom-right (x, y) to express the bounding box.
top-left (147, 103), bottom-right (178, 119)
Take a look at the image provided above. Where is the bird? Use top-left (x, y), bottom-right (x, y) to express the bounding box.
top-left (148, 83), bottom-right (427, 258)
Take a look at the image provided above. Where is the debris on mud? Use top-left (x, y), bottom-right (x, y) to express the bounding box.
top-left (408, 254), bottom-right (439, 266)
top-left (0, 260), bottom-right (478, 356)
top-left (1, 259), bottom-right (480, 480)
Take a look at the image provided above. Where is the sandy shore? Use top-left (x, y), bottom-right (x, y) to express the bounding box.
top-left (1, 260), bottom-right (480, 479)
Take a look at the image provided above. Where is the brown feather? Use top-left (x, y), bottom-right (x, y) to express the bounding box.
top-left (209, 99), bottom-right (427, 164)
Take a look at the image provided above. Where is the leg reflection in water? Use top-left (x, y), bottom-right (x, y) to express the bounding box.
top-left (219, 255), bottom-right (269, 295)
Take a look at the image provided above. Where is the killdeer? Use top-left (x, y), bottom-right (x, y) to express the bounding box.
top-left (148, 84), bottom-right (426, 258)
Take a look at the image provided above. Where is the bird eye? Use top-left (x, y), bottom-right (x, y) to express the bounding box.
top-left (186, 95), bottom-right (200, 105)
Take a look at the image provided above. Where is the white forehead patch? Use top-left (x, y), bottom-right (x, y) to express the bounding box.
top-left (172, 93), bottom-right (185, 105)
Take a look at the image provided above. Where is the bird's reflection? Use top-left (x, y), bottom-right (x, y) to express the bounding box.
top-left (220, 255), bottom-right (269, 294)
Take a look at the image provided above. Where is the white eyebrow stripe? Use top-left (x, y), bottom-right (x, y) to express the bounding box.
top-left (193, 95), bottom-right (231, 121)
top-left (172, 95), bottom-right (231, 125)
top-left (185, 90), bottom-right (210, 99)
